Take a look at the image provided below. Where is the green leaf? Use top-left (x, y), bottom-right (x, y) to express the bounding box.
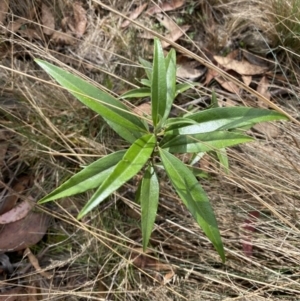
top-left (140, 79), bottom-right (151, 87)
top-left (121, 87), bottom-right (151, 99)
top-left (163, 49), bottom-right (176, 121)
top-left (175, 82), bottom-right (198, 96)
top-left (164, 117), bottom-right (198, 130)
top-left (151, 39), bottom-right (167, 126)
top-left (38, 150), bottom-right (126, 203)
top-left (140, 165), bottom-right (159, 250)
top-left (139, 58), bottom-right (153, 80)
top-left (177, 107), bottom-right (288, 135)
top-left (161, 131), bottom-right (253, 153)
top-left (35, 59), bottom-right (147, 143)
top-left (78, 134), bottom-right (156, 219)
top-left (159, 148), bottom-right (225, 262)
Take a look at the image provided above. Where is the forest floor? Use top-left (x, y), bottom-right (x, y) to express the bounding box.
top-left (0, 0), bottom-right (300, 300)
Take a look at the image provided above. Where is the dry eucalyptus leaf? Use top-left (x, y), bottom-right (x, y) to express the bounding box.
top-left (73, 2), bottom-right (87, 38)
top-left (0, 212), bottom-right (50, 252)
top-left (41, 3), bottom-right (55, 35)
top-left (51, 30), bottom-right (76, 45)
top-left (252, 122), bottom-right (280, 139)
top-left (147, 0), bottom-right (185, 14)
top-left (133, 103), bottom-right (151, 117)
top-left (215, 76), bottom-right (240, 94)
top-left (176, 56), bottom-right (205, 80)
top-left (214, 56), bottom-right (268, 75)
top-left (161, 24), bottom-right (190, 48)
top-left (7, 19), bottom-right (27, 32)
top-left (0, 0), bottom-right (8, 24)
top-left (242, 75), bottom-right (252, 86)
top-left (156, 13), bottom-right (178, 32)
top-left (121, 3), bottom-right (148, 28)
top-left (256, 76), bottom-right (271, 103)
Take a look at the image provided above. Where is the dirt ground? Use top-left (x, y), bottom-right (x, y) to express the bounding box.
top-left (0, 0), bottom-right (300, 300)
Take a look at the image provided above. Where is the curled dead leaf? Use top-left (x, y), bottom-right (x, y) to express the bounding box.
top-left (51, 31), bottom-right (76, 45)
top-left (41, 3), bottom-right (55, 35)
top-left (0, 199), bottom-right (35, 224)
top-left (0, 212), bottom-right (50, 252)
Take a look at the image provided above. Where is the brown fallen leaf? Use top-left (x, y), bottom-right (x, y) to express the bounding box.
top-left (242, 75), bottom-right (252, 86)
top-left (176, 55), bottom-right (206, 80)
top-left (7, 19), bottom-right (27, 32)
top-left (121, 3), bottom-right (148, 28)
top-left (147, 0), bottom-right (185, 15)
top-left (0, 0), bottom-right (9, 24)
top-left (51, 30), bottom-right (76, 45)
top-left (214, 56), bottom-right (268, 75)
top-left (161, 24), bottom-right (190, 48)
top-left (0, 212), bottom-right (50, 252)
top-left (0, 141), bottom-right (8, 168)
top-left (215, 76), bottom-right (240, 94)
top-left (41, 3), bottom-right (55, 35)
top-left (73, 2), bottom-right (87, 38)
top-left (0, 198), bottom-right (35, 224)
top-left (252, 122), bottom-right (280, 139)
top-left (156, 13), bottom-right (178, 32)
top-left (204, 68), bottom-right (219, 86)
top-left (133, 102), bottom-right (151, 117)
top-left (25, 247), bottom-right (52, 279)
top-left (256, 76), bottom-right (271, 104)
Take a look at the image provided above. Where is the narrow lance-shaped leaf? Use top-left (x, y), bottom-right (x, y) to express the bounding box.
top-left (159, 148), bottom-right (225, 262)
top-left (215, 148), bottom-right (229, 174)
top-left (163, 48), bottom-right (176, 122)
top-left (174, 107), bottom-right (288, 135)
top-left (121, 87), bottom-right (151, 99)
top-left (78, 134), bottom-right (156, 219)
top-left (139, 57), bottom-right (152, 80)
top-left (139, 165), bottom-right (159, 250)
top-left (35, 60), bottom-right (147, 143)
top-left (151, 39), bottom-right (167, 126)
top-left (39, 150), bottom-right (126, 203)
top-left (161, 131), bottom-right (253, 153)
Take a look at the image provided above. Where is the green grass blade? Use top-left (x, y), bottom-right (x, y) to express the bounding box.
top-left (151, 39), bottom-right (167, 126)
top-left (159, 148), bottom-right (225, 262)
top-left (38, 151), bottom-right (126, 203)
top-left (78, 134), bottom-right (156, 219)
top-left (35, 60), bottom-right (147, 142)
top-left (140, 165), bottom-right (159, 250)
top-left (161, 131), bottom-right (253, 153)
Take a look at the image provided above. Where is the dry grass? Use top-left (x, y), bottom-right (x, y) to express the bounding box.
top-left (0, 0), bottom-right (300, 300)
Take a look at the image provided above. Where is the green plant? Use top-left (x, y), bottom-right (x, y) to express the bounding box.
top-left (36, 39), bottom-right (288, 262)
